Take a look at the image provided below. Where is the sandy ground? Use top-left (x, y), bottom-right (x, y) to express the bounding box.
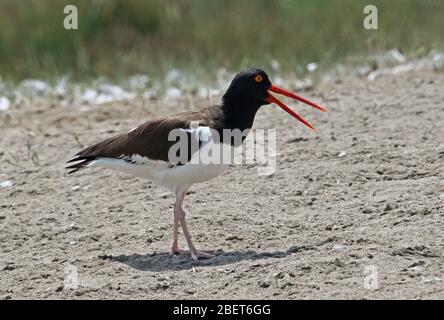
top-left (0, 71), bottom-right (443, 299)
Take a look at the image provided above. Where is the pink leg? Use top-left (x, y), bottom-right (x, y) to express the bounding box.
top-left (170, 192), bottom-right (187, 255)
top-left (176, 191), bottom-right (214, 260)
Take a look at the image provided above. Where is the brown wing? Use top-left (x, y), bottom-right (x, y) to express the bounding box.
top-left (66, 109), bottom-right (210, 173)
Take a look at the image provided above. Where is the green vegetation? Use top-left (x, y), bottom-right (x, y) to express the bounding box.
top-left (0, 0), bottom-right (443, 81)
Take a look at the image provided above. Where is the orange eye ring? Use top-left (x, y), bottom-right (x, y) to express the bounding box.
top-left (254, 74), bottom-right (264, 83)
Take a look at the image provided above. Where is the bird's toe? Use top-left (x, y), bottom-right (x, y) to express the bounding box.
top-left (191, 250), bottom-right (215, 261)
top-left (169, 247), bottom-right (188, 256)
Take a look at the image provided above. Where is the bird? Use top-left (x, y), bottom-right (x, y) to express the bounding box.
top-left (66, 68), bottom-right (326, 260)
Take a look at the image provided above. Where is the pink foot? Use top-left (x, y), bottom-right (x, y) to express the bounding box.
top-left (190, 250), bottom-right (215, 261)
top-left (170, 247), bottom-right (214, 260)
top-left (169, 246), bottom-right (188, 256)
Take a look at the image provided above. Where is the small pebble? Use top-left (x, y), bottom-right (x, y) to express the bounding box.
top-left (0, 97), bottom-right (10, 112)
top-left (156, 281), bottom-right (170, 289)
top-left (3, 265), bottom-right (15, 271)
top-left (279, 281), bottom-right (293, 289)
top-left (225, 235), bottom-right (244, 241)
top-left (411, 266), bottom-right (424, 273)
top-left (333, 244), bottom-right (345, 252)
top-left (334, 258), bottom-right (345, 267)
top-left (0, 180), bottom-right (13, 188)
top-left (258, 280), bottom-right (271, 288)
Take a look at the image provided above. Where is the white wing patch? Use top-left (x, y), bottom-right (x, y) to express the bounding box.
top-left (180, 126), bottom-right (213, 144)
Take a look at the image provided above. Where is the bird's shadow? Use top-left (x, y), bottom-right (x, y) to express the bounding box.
top-left (102, 246), bottom-right (308, 272)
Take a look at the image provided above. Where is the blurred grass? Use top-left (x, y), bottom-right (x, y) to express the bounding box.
top-left (0, 0), bottom-right (443, 81)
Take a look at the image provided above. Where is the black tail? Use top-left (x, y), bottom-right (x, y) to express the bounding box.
top-left (65, 156), bottom-right (96, 174)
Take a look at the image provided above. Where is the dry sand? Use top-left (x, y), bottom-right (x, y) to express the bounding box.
top-left (0, 71), bottom-right (443, 299)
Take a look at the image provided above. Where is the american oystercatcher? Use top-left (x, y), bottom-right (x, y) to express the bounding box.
top-left (66, 68), bottom-right (325, 260)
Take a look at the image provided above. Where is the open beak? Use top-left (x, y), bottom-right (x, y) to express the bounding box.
top-left (267, 84), bottom-right (326, 130)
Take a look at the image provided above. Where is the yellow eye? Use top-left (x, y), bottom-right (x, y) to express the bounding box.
top-left (254, 74), bottom-right (264, 83)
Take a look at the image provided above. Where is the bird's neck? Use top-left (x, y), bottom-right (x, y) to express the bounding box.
top-left (220, 99), bottom-right (261, 131)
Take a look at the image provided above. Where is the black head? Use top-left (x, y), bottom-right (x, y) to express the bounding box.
top-left (222, 68), bottom-right (272, 108)
top-left (221, 67), bottom-right (327, 131)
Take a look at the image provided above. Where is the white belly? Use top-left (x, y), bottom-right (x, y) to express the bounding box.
top-left (158, 162), bottom-right (227, 184)
top-left (89, 155), bottom-right (227, 191)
